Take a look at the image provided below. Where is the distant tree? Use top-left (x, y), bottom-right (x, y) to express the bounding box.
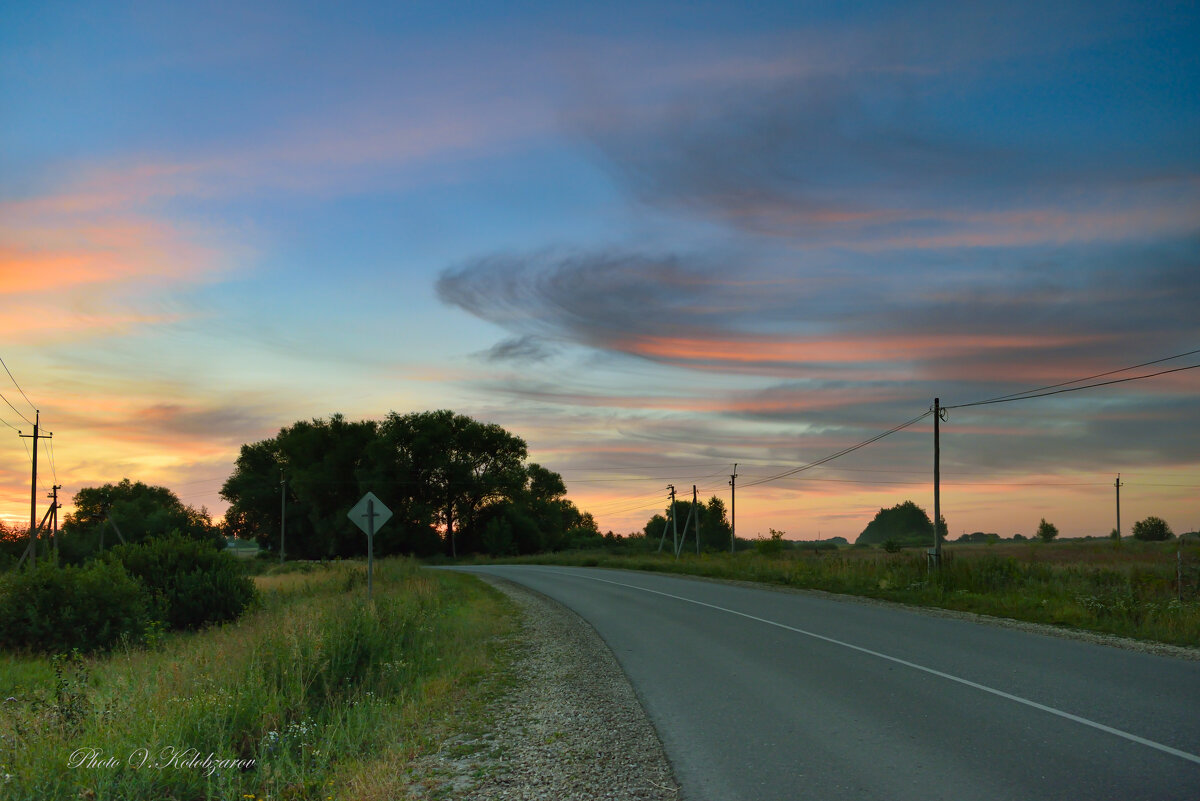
top-left (699, 496), bottom-right (733, 550)
top-left (640, 496), bottom-right (732, 553)
top-left (220, 410), bottom-right (574, 559)
top-left (1132, 516), bottom-right (1173, 542)
top-left (1036, 518), bottom-right (1059, 543)
top-left (61, 479), bottom-right (220, 563)
top-left (643, 514), bottom-right (668, 540)
top-left (856, 501), bottom-right (943, 546)
top-left (755, 528), bottom-right (786, 555)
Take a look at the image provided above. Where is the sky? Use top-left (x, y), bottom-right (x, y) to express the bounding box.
top-left (1, 0), bottom-right (1197, 541)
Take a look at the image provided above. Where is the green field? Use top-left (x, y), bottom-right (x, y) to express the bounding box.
top-left (0, 558), bottom-right (515, 801)
top-left (484, 538), bottom-right (1200, 647)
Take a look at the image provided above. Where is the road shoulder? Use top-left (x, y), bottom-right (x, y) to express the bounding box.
top-left (407, 574), bottom-right (681, 800)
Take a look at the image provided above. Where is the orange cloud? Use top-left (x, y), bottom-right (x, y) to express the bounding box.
top-left (619, 332), bottom-right (1104, 367)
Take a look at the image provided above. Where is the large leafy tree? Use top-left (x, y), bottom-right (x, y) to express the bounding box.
top-left (855, 500), bottom-right (947, 546)
top-left (60, 479), bottom-right (220, 563)
top-left (221, 410), bottom-right (565, 558)
top-left (1132, 516), bottom-right (1173, 541)
top-left (472, 463), bottom-right (585, 554)
top-left (222, 415), bottom-right (378, 559)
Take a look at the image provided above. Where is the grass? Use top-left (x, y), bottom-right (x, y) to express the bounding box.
top-left (0, 558), bottom-right (517, 801)
top-left (482, 538), bottom-right (1200, 647)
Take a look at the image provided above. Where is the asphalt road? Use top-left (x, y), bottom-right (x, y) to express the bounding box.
top-left (449, 564), bottom-right (1200, 801)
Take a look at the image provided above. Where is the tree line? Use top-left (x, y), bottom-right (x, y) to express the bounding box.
top-left (221, 410), bottom-right (597, 558)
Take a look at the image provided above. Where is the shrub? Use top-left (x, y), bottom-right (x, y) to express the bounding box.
top-left (1132, 516), bottom-right (1173, 542)
top-left (0, 560), bottom-right (152, 652)
top-left (106, 531), bottom-right (257, 630)
top-left (1037, 518), bottom-right (1059, 543)
top-left (755, 528), bottom-right (786, 555)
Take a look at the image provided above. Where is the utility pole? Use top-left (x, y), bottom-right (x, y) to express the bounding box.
top-left (1114, 474), bottom-right (1123, 538)
top-left (669, 484), bottom-right (678, 559)
top-left (280, 470), bottom-right (287, 563)
top-left (48, 485), bottom-right (61, 559)
top-left (19, 411), bottom-right (50, 567)
top-left (730, 463), bottom-right (737, 554)
top-left (678, 502), bottom-right (693, 557)
top-left (932, 398), bottom-right (942, 568)
top-left (693, 484), bottom-right (700, 555)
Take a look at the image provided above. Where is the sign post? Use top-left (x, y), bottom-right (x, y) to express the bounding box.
top-left (348, 492), bottom-right (392, 600)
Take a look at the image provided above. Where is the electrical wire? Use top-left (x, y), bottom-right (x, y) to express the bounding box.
top-left (946, 363), bottom-right (1199, 410)
top-left (0, 391), bottom-right (31, 426)
top-left (946, 349), bottom-right (1200, 410)
top-left (740, 410), bottom-right (933, 488)
top-left (0, 356), bottom-right (36, 415)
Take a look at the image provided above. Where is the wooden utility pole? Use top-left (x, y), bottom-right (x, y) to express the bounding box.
top-left (693, 484), bottom-right (700, 555)
top-left (933, 398), bottom-right (942, 567)
top-left (1114, 474), bottom-right (1123, 538)
top-left (730, 464), bottom-right (737, 554)
top-left (49, 484), bottom-right (61, 558)
top-left (280, 470), bottom-right (287, 563)
top-left (678, 502), bottom-right (693, 557)
top-left (19, 411), bottom-right (50, 567)
top-left (669, 485), bottom-right (678, 558)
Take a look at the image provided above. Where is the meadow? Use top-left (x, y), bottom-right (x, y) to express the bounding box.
top-left (0, 558), bottom-right (515, 801)
top-left (489, 538), bottom-right (1200, 647)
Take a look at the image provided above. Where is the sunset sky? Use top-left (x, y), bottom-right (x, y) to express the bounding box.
top-left (2, 0), bottom-right (1197, 541)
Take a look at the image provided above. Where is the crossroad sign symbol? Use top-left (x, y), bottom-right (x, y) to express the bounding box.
top-left (348, 492), bottom-right (392, 534)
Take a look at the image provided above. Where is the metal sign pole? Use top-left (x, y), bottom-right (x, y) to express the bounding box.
top-left (349, 491), bottom-right (391, 602)
top-left (367, 498), bottom-right (374, 601)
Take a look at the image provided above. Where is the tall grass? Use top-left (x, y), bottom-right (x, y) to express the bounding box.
top-left (492, 542), bottom-right (1200, 646)
top-left (0, 558), bottom-right (515, 801)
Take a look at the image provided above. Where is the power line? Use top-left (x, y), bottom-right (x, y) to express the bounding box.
top-left (946, 350), bottom-right (1200, 410)
top-left (560, 461), bottom-right (732, 473)
top-left (0, 391), bottom-right (32, 426)
top-left (0, 356), bottom-right (36, 415)
top-left (740, 411), bottom-right (933, 489)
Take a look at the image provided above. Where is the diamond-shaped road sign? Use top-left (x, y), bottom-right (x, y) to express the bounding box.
top-left (348, 492), bottom-right (392, 534)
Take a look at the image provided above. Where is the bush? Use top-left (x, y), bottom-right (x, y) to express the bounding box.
top-left (0, 560), bottom-right (152, 653)
top-left (106, 532), bottom-right (257, 630)
top-left (754, 528), bottom-right (786, 555)
top-left (1037, 518), bottom-right (1059, 543)
top-left (1132, 516), bottom-right (1173, 542)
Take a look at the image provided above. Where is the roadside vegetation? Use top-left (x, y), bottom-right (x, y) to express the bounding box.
top-left (0, 558), bottom-right (515, 801)
top-left (480, 536), bottom-right (1200, 647)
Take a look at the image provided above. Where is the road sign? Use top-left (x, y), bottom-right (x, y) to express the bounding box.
top-left (348, 492), bottom-right (391, 599)
top-left (348, 492), bottom-right (392, 534)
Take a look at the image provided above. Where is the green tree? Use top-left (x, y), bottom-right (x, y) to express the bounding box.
top-left (855, 501), bottom-right (943, 546)
top-left (640, 496), bottom-right (731, 553)
top-left (1132, 516), bottom-right (1173, 541)
top-left (221, 415), bottom-right (378, 559)
top-left (60, 479), bottom-right (220, 563)
top-left (1036, 518), bottom-right (1059, 543)
top-left (220, 410), bottom-right (559, 559)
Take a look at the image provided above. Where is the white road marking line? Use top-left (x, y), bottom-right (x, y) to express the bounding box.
top-left (532, 567), bottom-right (1200, 767)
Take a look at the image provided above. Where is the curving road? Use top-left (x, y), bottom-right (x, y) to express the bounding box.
top-left (449, 564), bottom-right (1200, 801)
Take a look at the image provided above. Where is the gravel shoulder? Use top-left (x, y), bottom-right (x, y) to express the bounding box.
top-left (407, 575), bottom-right (680, 800)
